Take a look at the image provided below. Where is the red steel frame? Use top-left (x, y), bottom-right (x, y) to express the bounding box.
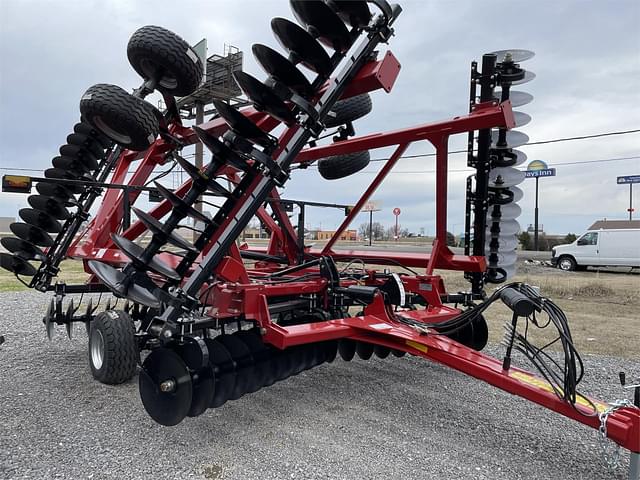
top-left (62, 52), bottom-right (638, 453)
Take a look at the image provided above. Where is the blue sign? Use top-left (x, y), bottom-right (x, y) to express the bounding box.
top-left (525, 168), bottom-right (556, 178)
top-left (617, 175), bottom-right (640, 184)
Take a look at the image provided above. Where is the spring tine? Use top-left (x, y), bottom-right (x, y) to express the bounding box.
top-left (123, 300), bottom-right (131, 314)
top-left (106, 298), bottom-right (112, 311)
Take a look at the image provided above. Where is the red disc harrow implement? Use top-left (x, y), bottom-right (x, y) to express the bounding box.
top-left (1, 1), bottom-right (638, 476)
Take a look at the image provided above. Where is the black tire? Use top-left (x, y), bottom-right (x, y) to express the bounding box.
top-left (557, 255), bottom-right (576, 272)
top-left (89, 310), bottom-right (139, 384)
top-left (127, 25), bottom-right (204, 97)
top-left (80, 84), bottom-right (159, 151)
top-left (318, 150), bottom-right (370, 180)
top-left (325, 93), bottom-right (372, 128)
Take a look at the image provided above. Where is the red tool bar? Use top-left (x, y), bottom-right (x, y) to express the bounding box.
top-left (297, 101), bottom-right (513, 162)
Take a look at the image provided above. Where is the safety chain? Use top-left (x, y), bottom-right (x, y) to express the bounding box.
top-left (597, 399), bottom-right (634, 471)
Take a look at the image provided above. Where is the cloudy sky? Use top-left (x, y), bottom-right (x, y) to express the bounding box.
top-left (1, 0), bottom-right (639, 236)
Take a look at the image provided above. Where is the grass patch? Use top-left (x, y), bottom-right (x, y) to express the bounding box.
top-left (0, 259), bottom-right (89, 292)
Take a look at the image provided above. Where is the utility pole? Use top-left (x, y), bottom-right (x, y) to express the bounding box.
top-left (193, 100), bottom-right (204, 242)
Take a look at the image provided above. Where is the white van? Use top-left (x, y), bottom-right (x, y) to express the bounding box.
top-left (551, 220), bottom-right (640, 271)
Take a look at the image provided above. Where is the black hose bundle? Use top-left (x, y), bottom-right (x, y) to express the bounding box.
top-left (394, 282), bottom-right (597, 416)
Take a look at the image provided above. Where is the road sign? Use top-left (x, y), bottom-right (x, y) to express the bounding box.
top-left (526, 160), bottom-right (556, 178)
top-left (525, 168), bottom-right (555, 178)
top-left (617, 175), bottom-right (640, 184)
top-left (362, 201), bottom-right (381, 212)
top-left (393, 208), bottom-right (401, 216)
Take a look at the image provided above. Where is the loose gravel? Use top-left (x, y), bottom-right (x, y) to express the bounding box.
top-left (0, 291), bottom-right (637, 480)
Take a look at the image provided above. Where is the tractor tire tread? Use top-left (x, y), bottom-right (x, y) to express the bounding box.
top-left (325, 93), bottom-right (373, 128)
top-left (80, 84), bottom-right (158, 151)
top-left (318, 150), bottom-right (370, 180)
top-left (90, 310), bottom-right (138, 385)
top-left (127, 26), bottom-right (203, 97)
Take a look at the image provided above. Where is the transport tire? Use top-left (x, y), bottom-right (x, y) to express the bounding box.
top-left (557, 256), bottom-right (576, 272)
top-left (317, 150), bottom-right (370, 180)
top-left (80, 84), bottom-right (159, 151)
top-left (89, 310), bottom-right (139, 384)
top-left (127, 25), bottom-right (204, 97)
top-left (324, 93), bottom-right (372, 128)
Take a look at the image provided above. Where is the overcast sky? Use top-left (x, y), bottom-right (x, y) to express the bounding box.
top-left (1, 0), bottom-right (639, 236)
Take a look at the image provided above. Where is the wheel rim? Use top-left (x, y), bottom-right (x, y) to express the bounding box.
top-left (93, 115), bottom-right (132, 145)
top-left (559, 259), bottom-right (571, 270)
top-left (140, 58), bottom-right (178, 90)
top-left (90, 328), bottom-right (105, 370)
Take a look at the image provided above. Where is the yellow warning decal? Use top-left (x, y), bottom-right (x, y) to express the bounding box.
top-left (405, 340), bottom-right (428, 353)
top-left (509, 371), bottom-right (608, 413)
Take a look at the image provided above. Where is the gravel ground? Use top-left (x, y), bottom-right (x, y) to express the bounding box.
top-left (0, 291), bottom-right (637, 480)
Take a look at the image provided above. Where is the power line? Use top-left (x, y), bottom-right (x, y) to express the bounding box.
top-left (0, 128), bottom-right (638, 174)
top-left (352, 155), bottom-right (640, 175)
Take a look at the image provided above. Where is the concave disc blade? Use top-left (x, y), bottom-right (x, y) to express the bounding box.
top-left (488, 249), bottom-right (517, 268)
top-left (1, 237), bottom-right (45, 261)
top-left (192, 126), bottom-right (250, 172)
top-left (35, 182), bottom-right (76, 204)
top-left (44, 298), bottom-right (55, 340)
top-left (110, 234), bottom-right (180, 281)
top-left (392, 349), bottom-right (406, 358)
top-left (310, 342), bottom-right (329, 367)
top-left (324, 340), bottom-right (338, 363)
top-left (154, 182), bottom-right (210, 224)
top-left (456, 322), bottom-right (475, 349)
top-left (43, 169), bottom-right (84, 194)
top-left (489, 167), bottom-right (525, 188)
top-left (253, 44), bottom-right (313, 98)
top-left (490, 49), bottom-right (535, 63)
top-left (66, 133), bottom-right (105, 160)
top-left (233, 71), bottom-right (295, 124)
top-left (510, 186), bottom-right (524, 202)
top-left (490, 130), bottom-right (529, 149)
top-left (131, 207), bottom-right (196, 253)
top-left (513, 111), bottom-right (531, 128)
top-left (0, 252), bottom-right (36, 276)
top-left (287, 345), bottom-right (308, 375)
top-left (492, 149), bottom-right (527, 168)
top-left (356, 341), bottom-right (374, 360)
top-left (87, 260), bottom-right (160, 308)
top-left (187, 365), bottom-right (215, 418)
top-left (512, 70), bottom-right (535, 86)
top-left (338, 339), bottom-right (356, 361)
top-left (493, 90), bottom-right (533, 108)
top-left (487, 203), bottom-right (522, 220)
top-left (374, 345), bottom-right (391, 359)
top-left (19, 208), bottom-right (61, 233)
top-left (271, 18), bottom-right (332, 75)
top-left (235, 330), bottom-right (278, 388)
top-left (59, 144), bottom-right (99, 171)
top-left (271, 347), bottom-right (295, 380)
top-left (216, 334), bottom-right (256, 399)
top-left (487, 219), bottom-right (520, 237)
top-left (485, 234), bottom-right (519, 252)
top-left (139, 348), bottom-right (193, 426)
top-left (27, 195), bottom-right (71, 220)
top-left (326, 0), bottom-right (372, 27)
top-left (204, 338), bottom-right (236, 409)
top-left (211, 100), bottom-right (273, 148)
top-left (52, 155), bottom-right (90, 175)
top-left (10, 222), bottom-right (53, 247)
top-left (74, 122), bottom-right (112, 149)
top-left (290, 0), bottom-right (353, 53)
